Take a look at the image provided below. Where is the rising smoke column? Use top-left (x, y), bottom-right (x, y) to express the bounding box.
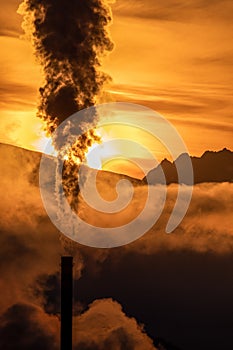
top-left (18, 0), bottom-right (115, 225)
top-left (19, 0), bottom-right (114, 160)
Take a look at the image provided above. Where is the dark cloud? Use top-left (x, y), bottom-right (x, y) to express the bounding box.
top-left (17, 0), bottom-right (116, 201)
top-left (34, 273), bottom-right (61, 315)
top-left (19, 0), bottom-right (114, 151)
top-left (0, 303), bottom-right (59, 350)
top-left (34, 273), bottom-right (157, 349)
top-left (77, 250), bottom-right (233, 350)
top-left (1, 143), bottom-right (233, 349)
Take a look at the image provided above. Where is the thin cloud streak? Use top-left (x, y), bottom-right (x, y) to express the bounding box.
top-left (113, 0), bottom-right (233, 22)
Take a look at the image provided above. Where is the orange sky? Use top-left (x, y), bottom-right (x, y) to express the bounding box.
top-left (0, 0), bottom-right (232, 177)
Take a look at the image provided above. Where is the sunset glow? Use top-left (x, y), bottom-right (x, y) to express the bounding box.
top-left (1, 1), bottom-right (233, 349)
top-left (0, 0), bottom-right (232, 180)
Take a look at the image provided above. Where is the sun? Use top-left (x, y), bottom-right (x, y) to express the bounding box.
top-left (85, 143), bottom-right (102, 169)
top-left (35, 127), bottom-right (120, 171)
top-left (85, 130), bottom-right (120, 170)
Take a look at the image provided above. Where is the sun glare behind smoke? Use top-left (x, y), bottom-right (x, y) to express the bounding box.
top-left (18, 0), bottom-right (114, 173)
top-left (85, 140), bottom-right (120, 170)
top-left (34, 134), bottom-right (58, 156)
top-left (37, 126), bottom-right (123, 172)
top-left (85, 143), bottom-right (102, 169)
top-left (37, 129), bottom-right (104, 169)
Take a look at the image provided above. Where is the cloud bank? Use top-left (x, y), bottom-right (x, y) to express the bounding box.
top-left (0, 143), bottom-right (232, 348)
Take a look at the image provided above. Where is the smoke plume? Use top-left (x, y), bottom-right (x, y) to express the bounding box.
top-left (18, 0), bottom-right (115, 227)
top-left (19, 0), bottom-right (114, 160)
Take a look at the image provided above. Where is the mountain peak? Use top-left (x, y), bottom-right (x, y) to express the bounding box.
top-left (145, 149), bottom-right (233, 184)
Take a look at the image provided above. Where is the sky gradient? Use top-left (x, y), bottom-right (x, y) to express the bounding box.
top-left (0, 0), bottom-right (233, 176)
top-left (0, 2), bottom-right (233, 349)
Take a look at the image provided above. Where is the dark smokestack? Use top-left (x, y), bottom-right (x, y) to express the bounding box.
top-left (60, 256), bottom-right (73, 350)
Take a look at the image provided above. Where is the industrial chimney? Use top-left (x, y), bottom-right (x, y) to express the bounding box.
top-left (60, 256), bottom-right (73, 350)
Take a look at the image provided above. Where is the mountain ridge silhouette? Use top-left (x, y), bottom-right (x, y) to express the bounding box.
top-left (1, 143), bottom-right (232, 185)
top-left (144, 148), bottom-right (233, 184)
